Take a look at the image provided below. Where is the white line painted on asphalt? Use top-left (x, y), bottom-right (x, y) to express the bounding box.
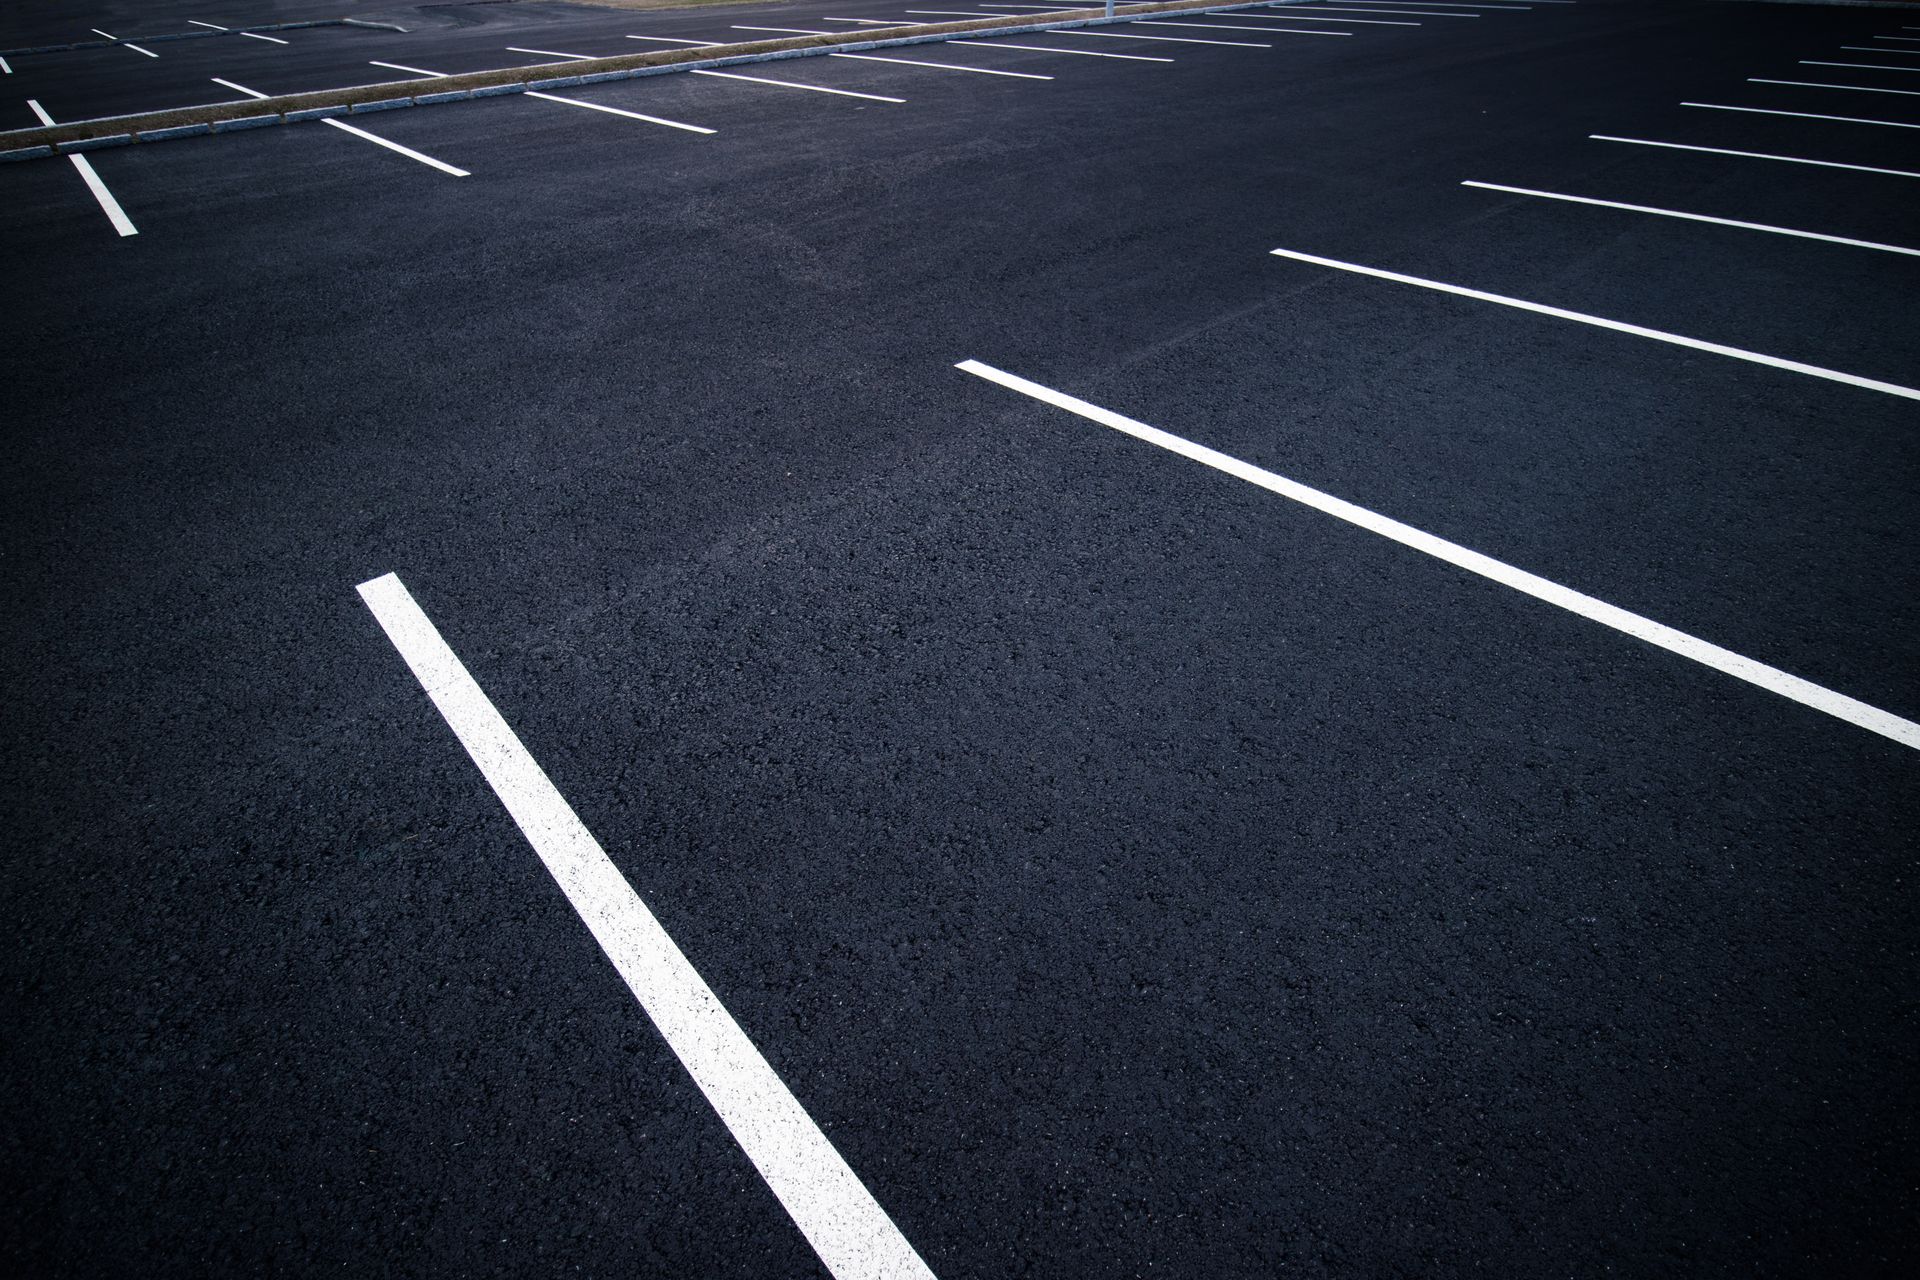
top-left (355, 572), bottom-right (941, 1280)
top-left (1224, 11), bottom-right (1422, 24)
top-left (821, 18), bottom-right (910, 24)
top-left (1063, 30), bottom-right (1271, 46)
top-left (1, 56), bottom-right (10, 74)
top-left (1282, 6), bottom-right (1477, 15)
top-left (187, 20), bottom-right (228, 30)
top-left (1320, 0), bottom-right (1525, 7)
top-left (90, 28), bottom-right (116, 38)
top-left (1590, 132), bottom-right (1920, 178)
top-left (1461, 180), bottom-right (1920, 257)
top-left (524, 90), bottom-right (717, 132)
top-left (26, 99), bottom-right (136, 236)
top-left (1132, 21), bottom-right (1349, 35)
top-left (1840, 46), bottom-right (1920, 54)
top-left (239, 31), bottom-right (289, 45)
top-left (625, 35), bottom-right (724, 45)
top-left (1799, 60), bottom-right (1920, 72)
top-left (124, 43), bottom-right (158, 56)
top-left (371, 60), bottom-right (447, 77)
top-left (507, 46), bottom-right (595, 60)
top-left (965, 39), bottom-right (1172, 59)
top-left (1870, 35), bottom-right (1920, 42)
top-left (323, 119), bottom-right (471, 175)
top-left (955, 361), bottom-right (1920, 753)
top-left (1267, 245), bottom-right (1920, 402)
top-left (1685, 101), bottom-right (1920, 129)
top-left (830, 51), bottom-right (1054, 77)
top-left (1750, 77), bottom-right (1920, 96)
top-left (904, 9), bottom-right (1025, 15)
top-left (732, 25), bottom-right (837, 35)
top-left (690, 68), bottom-right (906, 101)
top-left (211, 76), bottom-right (268, 97)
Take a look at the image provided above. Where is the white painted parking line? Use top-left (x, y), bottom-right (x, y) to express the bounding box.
top-left (1327, 1), bottom-right (1525, 8)
top-left (821, 18), bottom-right (911, 24)
top-left (1, 56), bottom-right (10, 74)
top-left (732, 26), bottom-right (837, 35)
top-left (239, 31), bottom-right (289, 45)
top-left (625, 35), bottom-right (724, 45)
top-left (90, 28), bottom-right (115, 38)
top-left (904, 9), bottom-right (1025, 15)
top-left (1685, 101), bottom-right (1920, 130)
top-left (26, 98), bottom-right (137, 236)
top-left (1062, 30), bottom-right (1271, 46)
top-left (1460, 180), bottom-right (1920, 258)
top-left (1282, 6), bottom-right (1477, 16)
top-left (355, 573), bottom-right (940, 1280)
top-left (831, 51), bottom-right (1054, 77)
top-left (1590, 132), bottom-right (1920, 178)
top-left (690, 69), bottom-right (906, 102)
top-left (956, 361), bottom-right (1920, 753)
top-left (1223, 12), bottom-right (1422, 24)
top-left (524, 90), bottom-right (717, 133)
top-left (320, 120), bottom-right (471, 176)
top-left (1799, 60), bottom-right (1920, 72)
top-left (211, 76), bottom-right (267, 98)
top-left (1750, 77), bottom-right (1920, 97)
top-left (1870, 35), bottom-right (1920, 42)
top-left (371, 60), bottom-right (447, 77)
top-left (126, 43), bottom-right (159, 57)
top-left (187, 20), bottom-right (228, 30)
top-left (965, 39), bottom-right (1172, 60)
top-left (1840, 46), bottom-right (1920, 55)
top-left (1132, 21), bottom-right (1350, 35)
top-left (507, 46), bottom-right (595, 60)
top-left (1267, 245), bottom-right (1920, 402)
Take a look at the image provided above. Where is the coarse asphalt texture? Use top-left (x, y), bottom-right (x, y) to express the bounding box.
top-left (3, 0), bottom-right (1918, 1276)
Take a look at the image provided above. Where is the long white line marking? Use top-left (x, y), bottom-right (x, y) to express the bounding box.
top-left (1132, 21), bottom-right (1349, 35)
top-left (322, 119), bottom-right (470, 175)
top-left (955, 361), bottom-right (1920, 752)
top-left (355, 573), bottom-right (939, 1280)
top-left (964, 39), bottom-right (1173, 59)
top-left (1685, 100), bottom-right (1920, 129)
top-left (507, 46), bottom-right (594, 59)
top-left (1063, 30), bottom-right (1272, 46)
top-left (625, 35), bottom-right (723, 44)
top-left (821, 18), bottom-right (911, 24)
top-left (187, 20), bottom-right (228, 30)
top-left (26, 99), bottom-right (136, 236)
top-left (90, 28), bottom-right (116, 38)
top-left (1224, 12), bottom-right (1422, 24)
top-left (1591, 133), bottom-right (1920, 178)
top-left (1282, 6), bottom-right (1477, 15)
top-left (732, 25), bottom-right (837, 35)
top-left (1267, 245), bottom-right (1920, 401)
top-left (830, 51), bottom-right (1054, 77)
top-left (690, 68), bottom-right (905, 101)
top-left (1840, 46), bottom-right (1920, 54)
top-left (126, 43), bottom-right (159, 57)
top-left (1800, 60), bottom-right (1920, 72)
top-left (240, 31), bottom-right (289, 45)
top-left (1461, 180), bottom-right (1920, 257)
top-left (1322, 0), bottom-right (1530, 7)
top-left (212, 76), bottom-right (268, 98)
top-left (1870, 35), bottom-right (1920, 42)
top-left (523, 90), bottom-right (717, 132)
top-left (1750, 77), bottom-right (1920, 97)
top-left (904, 9), bottom-right (1025, 15)
top-left (371, 60), bottom-right (447, 77)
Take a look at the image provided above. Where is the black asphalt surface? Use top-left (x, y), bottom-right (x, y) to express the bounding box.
top-left (4, 0), bottom-right (1918, 1275)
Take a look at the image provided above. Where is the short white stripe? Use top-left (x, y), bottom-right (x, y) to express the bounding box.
top-left (964, 39), bottom-right (1173, 59)
top-left (1222, 12), bottom-right (1422, 24)
top-left (212, 76), bottom-right (269, 98)
top-left (1131, 21), bottom-right (1349, 35)
top-left (125, 43), bottom-right (159, 57)
top-left (1, 56), bottom-right (11, 74)
top-left (955, 361), bottom-right (1920, 752)
top-left (1840, 46), bottom-right (1920, 54)
top-left (1266, 245), bottom-right (1920, 402)
top-left (625, 35), bottom-right (723, 44)
top-left (1283, 6), bottom-right (1477, 15)
top-left (187, 20), bottom-right (228, 30)
top-left (820, 18), bottom-right (909, 24)
top-left (1870, 35), bottom-right (1920, 41)
top-left (524, 90), bottom-right (717, 132)
top-left (370, 60), bottom-right (447, 77)
top-left (321, 118), bottom-right (471, 176)
top-left (355, 573), bottom-right (939, 1280)
top-left (1317, 1), bottom-right (1523, 8)
top-left (90, 28), bottom-right (116, 38)
top-left (239, 31), bottom-right (288, 45)
top-left (1684, 100), bottom-right (1920, 129)
top-left (1590, 132), bottom-right (1920, 179)
top-left (1749, 77), bottom-right (1920, 97)
top-left (732, 25), bottom-right (836, 35)
top-left (1461, 180), bottom-right (1920, 257)
top-left (26, 100), bottom-right (137, 236)
top-left (830, 52), bottom-right (1054, 77)
top-left (1800, 60), bottom-right (1920, 72)
top-left (1064, 30), bottom-right (1272, 46)
top-left (690, 69), bottom-right (905, 101)
top-left (507, 46), bottom-right (594, 60)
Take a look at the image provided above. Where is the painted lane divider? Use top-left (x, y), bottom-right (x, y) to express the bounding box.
top-left (954, 361), bottom-right (1920, 752)
top-left (1266, 245), bottom-right (1920, 402)
top-left (1589, 133), bottom-right (1920, 180)
top-left (25, 99), bottom-right (135, 235)
top-left (355, 573), bottom-right (939, 1280)
top-left (1460, 180), bottom-right (1920, 257)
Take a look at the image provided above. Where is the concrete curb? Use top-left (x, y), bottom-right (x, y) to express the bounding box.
top-left (0, 2), bottom-right (1310, 161)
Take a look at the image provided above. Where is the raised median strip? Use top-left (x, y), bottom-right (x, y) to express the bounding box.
top-left (0, 2), bottom-right (1306, 162)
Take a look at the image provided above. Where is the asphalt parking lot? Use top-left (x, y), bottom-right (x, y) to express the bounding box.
top-left (3, 0), bottom-right (1918, 1275)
